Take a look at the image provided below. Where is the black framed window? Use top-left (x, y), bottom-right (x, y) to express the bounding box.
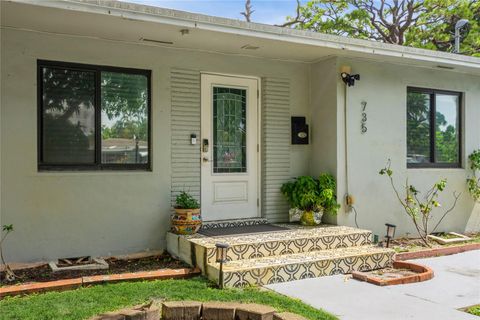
top-left (407, 87), bottom-right (462, 168)
top-left (38, 60), bottom-right (151, 170)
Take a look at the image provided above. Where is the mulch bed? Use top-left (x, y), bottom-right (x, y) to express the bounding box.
top-left (391, 232), bottom-right (479, 253)
top-left (364, 267), bottom-right (417, 280)
top-left (1, 253), bottom-right (189, 285)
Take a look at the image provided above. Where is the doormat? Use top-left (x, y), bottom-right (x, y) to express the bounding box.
top-left (198, 224), bottom-right (289, 237)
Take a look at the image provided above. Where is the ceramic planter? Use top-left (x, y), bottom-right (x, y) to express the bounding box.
top-left (289, 207), bottom-right (323, 225)
top-left (171, 208), bottom-right (202, 235)
top-left (300, 209), bottom-right (324, 226)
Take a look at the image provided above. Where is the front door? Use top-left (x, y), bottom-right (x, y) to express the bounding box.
top-left (201, 74), bottom-right (259, 221)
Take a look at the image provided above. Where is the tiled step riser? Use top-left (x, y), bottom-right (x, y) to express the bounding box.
top-left (209, 251), bottom-right (394, 288)
top-left (205, 232), bottom-right (372, 264)
top-left (201, 218), bottom-right (269, 230)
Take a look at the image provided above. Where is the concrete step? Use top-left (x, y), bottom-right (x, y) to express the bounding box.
top-left (207, 245), bottom-right (395, 288)
top-left (189, 225), bottom-right (373, 267)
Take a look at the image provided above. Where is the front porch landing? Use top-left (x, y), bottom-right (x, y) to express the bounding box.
top-left (167, 223), bottom-right (395, 288)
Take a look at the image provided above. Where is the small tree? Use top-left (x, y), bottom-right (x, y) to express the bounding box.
top-left (1, 224), bottom-right (17, 282)
top-left (379, 160), bottom-right (460, 246)
top-left (467, 149), bottom-right (480, 201)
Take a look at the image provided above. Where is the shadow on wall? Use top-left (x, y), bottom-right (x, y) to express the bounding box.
top-left (465, 202), bottom-right (480, 233)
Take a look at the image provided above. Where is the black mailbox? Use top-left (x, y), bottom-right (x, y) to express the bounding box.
top-left (291, 116), bottom-right (309, 145)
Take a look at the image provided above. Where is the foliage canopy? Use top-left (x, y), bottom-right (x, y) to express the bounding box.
top-left (285, 0), bottom-right (479, 56)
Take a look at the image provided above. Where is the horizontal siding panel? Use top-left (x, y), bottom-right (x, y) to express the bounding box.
top-left (171, 68), bottom-right (201, 206)
top-left (261, 77), bottom-right (290, 223)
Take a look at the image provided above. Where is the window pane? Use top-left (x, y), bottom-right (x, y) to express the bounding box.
top-left (407, 92), bottom-right (431, 164)
top-left (101, 72), bottom-right (149, 164)
top-left (213, 87), bottom-right (247, 173)
top-left (41, 67), bottom-right (95, 164)
top-left (435, 94), bottom-right (459, 163)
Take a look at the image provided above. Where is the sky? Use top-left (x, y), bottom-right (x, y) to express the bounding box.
top-left (125, 0), bottom-right (302, 25)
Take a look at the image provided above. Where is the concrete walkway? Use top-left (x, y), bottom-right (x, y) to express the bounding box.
top-left (267, 250), bottom-right (480, 320)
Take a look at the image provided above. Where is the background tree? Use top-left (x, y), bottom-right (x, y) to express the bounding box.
top-left (241, 0), bottom-right (254, 22)
top-left (282, 0), bottom-right (479, 56)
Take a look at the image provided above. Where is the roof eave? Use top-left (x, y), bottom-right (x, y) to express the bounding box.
top-left (11, 0), bottom-right (480, 71)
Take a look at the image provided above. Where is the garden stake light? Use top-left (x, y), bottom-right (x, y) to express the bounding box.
top-left (385, 223), bottom-right (396, 248)
top-left (215, 242), bottom-right (229, 289)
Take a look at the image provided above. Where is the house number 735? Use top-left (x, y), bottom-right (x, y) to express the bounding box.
top-left (361, 101), bottom-right (367, 134)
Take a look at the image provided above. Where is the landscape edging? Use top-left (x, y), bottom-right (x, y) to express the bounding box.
top-left (394, 243), bottom-right (480, 261)
top-left (0, 267), bottom-right (201, 298)
top-left (352, 261), bottom-right (433, 286)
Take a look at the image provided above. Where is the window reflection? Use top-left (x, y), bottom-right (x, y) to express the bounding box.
top-left (435, 94), bottom-right (459, 163)
top-left (101, 72), bottom-right (149, 164)
top-left (42, 67), bottom-right (95, 164)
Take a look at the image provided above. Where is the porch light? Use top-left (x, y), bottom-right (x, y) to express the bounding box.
top-left (341, 71), bottom-right (360, 87)
top-left (215, 243), bottom-right (229, 289)
top-left (385, 223), bottom-right (396, 248)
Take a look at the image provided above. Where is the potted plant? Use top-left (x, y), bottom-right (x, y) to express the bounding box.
top-left (281, 174), bottom-right (340, 226)
top-left (171, 191), bottom-right (202, 235)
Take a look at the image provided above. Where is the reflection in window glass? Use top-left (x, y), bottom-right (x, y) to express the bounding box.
top-left (41, 67), bottom-right (95, 164)
top-left (213, 87), bottom-right (247, 173)
top-left (435, 94), bottom-right (459, 163)
top-left (101, 72), bottom-right (149, 164)
top-left (407, 92), bottom-right (431, 164)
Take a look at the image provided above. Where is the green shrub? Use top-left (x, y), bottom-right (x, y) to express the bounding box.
top-left (281, 174), bottom-right (340, 214)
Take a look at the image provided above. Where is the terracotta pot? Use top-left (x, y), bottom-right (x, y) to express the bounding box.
top-left (171, 208), bottom-right (202, 235)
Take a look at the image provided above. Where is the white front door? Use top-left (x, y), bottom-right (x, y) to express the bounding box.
top-left (201, 74), bottom-right (259, 221)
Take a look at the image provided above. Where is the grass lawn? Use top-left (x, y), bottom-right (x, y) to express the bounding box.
top-left (0, 277), bottom-right (337, 320)
top-left (467, 305), bottom-right (480, 316)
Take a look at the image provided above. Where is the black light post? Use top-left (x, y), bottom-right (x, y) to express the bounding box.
top-left (215, 243), bottom-right (229, 289)
top-left (385, 223), bottom-right (396, 248)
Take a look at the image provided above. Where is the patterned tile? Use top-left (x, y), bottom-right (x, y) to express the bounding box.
top-left (190, 224), bottom-right (371, 248)
top-left (176, 223), bottom-right (395, 288)
top-left (216, 246), bottom-right (395, 288)
top-left (197, 226), bottom-right (372, 264)
top-left (201, 218), bottom-right (269, 230)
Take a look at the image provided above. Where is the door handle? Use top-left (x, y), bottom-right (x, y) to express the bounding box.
top-left (202, 139), bottom-right (209, 153)
top-left (202, 157), bottom-right (210, 162)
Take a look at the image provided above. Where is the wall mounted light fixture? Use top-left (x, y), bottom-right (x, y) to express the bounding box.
top-left (340, 65), bottom-right (360, 87)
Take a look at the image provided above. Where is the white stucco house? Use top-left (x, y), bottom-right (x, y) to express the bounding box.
top-left (1, 0), bottom-right (479, 271)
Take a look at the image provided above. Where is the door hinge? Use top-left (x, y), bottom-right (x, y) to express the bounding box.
top-left (257, 89), bottom-right (259, 99)
top-left (257, 198), bottom-right (260, 207)
top-left (257, 144), bottom-right (259, 152)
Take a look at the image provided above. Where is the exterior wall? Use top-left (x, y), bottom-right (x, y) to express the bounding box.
top-left (332, 57), bottom-right (480, 238)
top-left (0, 28), bottom-right (310, 262)
top-left (2, 26), bottom-right (479, 263)
top-left (309, 57), bottom-right (339, 225)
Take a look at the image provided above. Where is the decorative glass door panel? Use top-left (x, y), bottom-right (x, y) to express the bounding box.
top-left (201, 74), bottom-right (259, 221)
top-left (213, 87), bottom-right (247, 173)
